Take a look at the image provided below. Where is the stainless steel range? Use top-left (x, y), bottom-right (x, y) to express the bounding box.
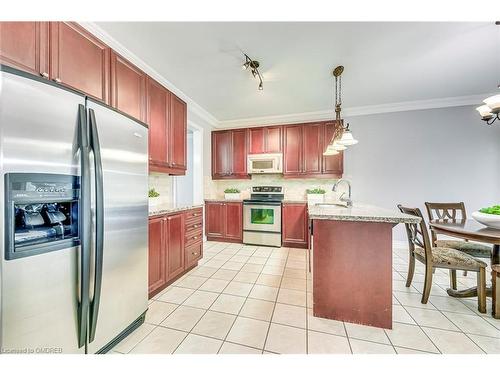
top-left (243, 186), bottom-right (284, 247)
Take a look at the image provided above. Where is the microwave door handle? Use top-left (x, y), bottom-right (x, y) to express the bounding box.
top-left (77, 104), bottom-right (91, 349)
top-left (88, 108), bottom-right (104, 343)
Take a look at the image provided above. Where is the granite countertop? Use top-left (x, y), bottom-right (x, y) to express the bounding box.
top-left (149, 204), bottom-right (204, 217)
top-left (308, 202), bottom-right (421, 224)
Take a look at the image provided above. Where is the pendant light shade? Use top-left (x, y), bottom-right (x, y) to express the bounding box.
top-left (332, 141), bottom-right (347, 151)
top-left (323, 144), bottom-right (339, 156)
top-left (337, 129), bottom-right (358, 146)
top-left (483, 94), bottom-right (500, 113)
top-left (476, 105), bottom-right (494, 119)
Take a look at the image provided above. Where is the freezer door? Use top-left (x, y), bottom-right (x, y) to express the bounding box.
top-left (0, 69), bottom-right (86, 353)
top-left (85, 100), bottom-right (148, 353)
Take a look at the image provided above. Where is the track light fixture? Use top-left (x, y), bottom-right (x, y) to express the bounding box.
top-left (242, 53), bottom-right (264, 91)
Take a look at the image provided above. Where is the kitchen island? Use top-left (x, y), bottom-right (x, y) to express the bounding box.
top-left (309, 203), bottom-right (420, 329)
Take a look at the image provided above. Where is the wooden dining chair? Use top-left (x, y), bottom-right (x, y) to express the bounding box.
top-left (397, 205), bottom-right (487, 312)
top-left (425, 202), bottom-right (492, 289)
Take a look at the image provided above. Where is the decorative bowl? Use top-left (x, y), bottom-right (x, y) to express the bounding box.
top-left (472, 211), bottom-right (500, 229)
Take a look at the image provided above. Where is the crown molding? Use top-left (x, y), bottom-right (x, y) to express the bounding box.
top-left (78, 22), bottom-right (218, 129)
top-left (216, 92), bottom-right (495, 129)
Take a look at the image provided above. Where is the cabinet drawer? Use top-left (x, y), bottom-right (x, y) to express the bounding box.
top-left (185, 228), bottom-right (203, 247)
top-left (185, 208), bottom-right (203, 221)
top-left (185, 241), bottom-right (203, 268)
top-left (185, 218), bottom-right (202, 232)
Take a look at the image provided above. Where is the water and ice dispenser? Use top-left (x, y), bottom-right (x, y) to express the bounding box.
top-left (5, 173), bottom-right (80, 260)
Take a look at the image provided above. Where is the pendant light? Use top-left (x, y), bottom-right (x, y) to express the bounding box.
top-left (323, 65), bottom-right (358, 156)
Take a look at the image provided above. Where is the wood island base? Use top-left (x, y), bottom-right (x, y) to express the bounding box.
top-left (312, 219), bottom-right (396, 329)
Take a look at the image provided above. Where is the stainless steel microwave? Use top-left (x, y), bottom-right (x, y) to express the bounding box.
top-left (247, 153), bottom-right (283, 174)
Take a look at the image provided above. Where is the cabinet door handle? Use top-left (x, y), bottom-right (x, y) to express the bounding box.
top-left (192, 236), bottom-right (199, 240)
top-left (192, 224), bottom-right (199, 229)
top-left (40, 72), bottom-right (49, 78)
top-left (192, 213), bottom-right (199, 217)
top-left (191, 252), bottom-right (198, 256)
top-left (53, 77), bottom-right (62, 83)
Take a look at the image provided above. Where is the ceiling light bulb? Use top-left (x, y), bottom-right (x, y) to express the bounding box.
top-left (258, 82), bottom-right (263, 90)
top-left (242, 63), bottom-right (249, 70)
top-left (483, 94), bottom-right (500, 114)
top-left (476, 105), bottom-right (494, 119)
top-left (337, 129), bottom-right (358, 146)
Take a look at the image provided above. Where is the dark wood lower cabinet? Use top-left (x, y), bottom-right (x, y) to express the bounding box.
top-left (282, 203), bottom-right (309, 248)
top-left (205, 201), bottom-right (243, 243)
top-left (148, 207), bottom-right (203, 298)
top-left (148, 216), bottom-right (167, 297)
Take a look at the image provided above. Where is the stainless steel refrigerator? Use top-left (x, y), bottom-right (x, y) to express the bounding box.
top-left (0, 66), bottom-right (149, 354)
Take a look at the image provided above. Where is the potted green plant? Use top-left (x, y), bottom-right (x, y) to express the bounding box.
top-left (224, 188), bottom-right (241, 200)
top-left (306, 187), bottom-right (326, 205)
top-left (148, 188), bottom-right (160, 209)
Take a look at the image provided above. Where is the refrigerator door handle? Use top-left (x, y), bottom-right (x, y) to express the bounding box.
top-left (88, 108), bottom-right (104, 343)
top-left (77, 104), bottom-right (91, 349)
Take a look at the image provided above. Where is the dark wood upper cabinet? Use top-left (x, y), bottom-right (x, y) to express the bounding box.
top-left (248, 127), bottom-right (265, 154)
top-left (148, 217), bottom-right (167, 298)
top-left (147, 77), bottom-right (169, 167)
top-left (248, 126), bottom-right (282, 154)
top-left (212, 131), bottom-right (232, 178)
top-left (205, 201), bottom-right (225, 238)
top-left (166, 213), bottom-right (185, 280)
top-left (266, 126), bottom-right (282, 153)
top-left (282, 203), bottom-right (308, 248)
top-left (303, 123), bottom-right (323, 175)
top-left (170, 94), bottom-right (187, 171)
top-left (231, 129), bottom-right (248, 177)
top-left (50, 22), bottom-right (110, 103)
top-left (225, 202), bottom-right (243, 241)
top-left (283, 125), bottom-right (303, 175)
top-left (322, 121), bottom-right (344, 177)
top-left (110, 51), bottom-right (146, 121)
top-left (0, 22), bottom-right (49, 77)
top-left (212, 129), bottom-right (249, 179)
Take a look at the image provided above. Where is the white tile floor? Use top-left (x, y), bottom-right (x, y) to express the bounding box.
top-left (113, 241), bottom-right (500, 354)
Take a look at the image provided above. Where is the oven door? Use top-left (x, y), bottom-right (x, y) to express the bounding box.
top-left (243, 202), bottom-right (282, 233)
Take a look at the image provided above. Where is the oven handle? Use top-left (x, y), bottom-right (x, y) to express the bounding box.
top-left (243, 201), bottom-right (282, 206)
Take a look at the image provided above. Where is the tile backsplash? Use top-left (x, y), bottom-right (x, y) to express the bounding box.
top-left (204, 174), bottom-right (342, 201)
top-left (149, 172), bottom-right (173, 206)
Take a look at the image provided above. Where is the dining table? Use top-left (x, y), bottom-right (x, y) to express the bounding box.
top-left (430, 219), bottom-right (500, 317)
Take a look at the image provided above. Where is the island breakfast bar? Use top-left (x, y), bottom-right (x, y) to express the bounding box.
top-left (309, 204), bottom-right (420, 329)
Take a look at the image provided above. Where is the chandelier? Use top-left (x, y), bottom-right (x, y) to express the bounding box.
top-left (323, 66), bottom-right (358, 156)
top-left (476, 92), bottom-right (500, 125)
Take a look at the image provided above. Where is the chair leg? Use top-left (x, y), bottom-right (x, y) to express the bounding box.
top-left (449, 270), bottom-right (457, 290)
top-left (422, 264), bottom-right (433, 304)
top-left (477, 268), bottom-right (486, 314)
top-left (406, 254), bottom-right (415, 288)
top-left (493, 269), bottom-right (500, 319)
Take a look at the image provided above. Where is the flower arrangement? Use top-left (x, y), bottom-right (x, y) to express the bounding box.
top-left (306, 187), bottom-right (326, 204)
top-left (224, 188), bottom-right (241, 200)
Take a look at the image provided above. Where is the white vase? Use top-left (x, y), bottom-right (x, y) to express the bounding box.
top-left (224, 193), bottom-right (241, 200)
top-left (307, 194), bottom-right (325, 205)
top-left (149, 197), bottom-right (160, 209)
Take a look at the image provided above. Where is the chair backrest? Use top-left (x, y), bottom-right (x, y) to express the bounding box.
top-left (424, 202), bottom-right (466, 244)
top-left (397, 205), bottom-right (433, 264)
top-left (424, 202), bottom-right (466, 221)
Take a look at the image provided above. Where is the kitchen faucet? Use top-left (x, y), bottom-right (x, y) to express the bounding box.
top-left (332, 179), bottom-right (352, 207)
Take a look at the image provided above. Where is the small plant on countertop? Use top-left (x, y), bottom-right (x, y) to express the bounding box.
top-left (224, 188), bottom-right (241, 193)
top-left (306, 188), bottom-right (326, 194)
top-left (148, 188), bottom-right (160, 198)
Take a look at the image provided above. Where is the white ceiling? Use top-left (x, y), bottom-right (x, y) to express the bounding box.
top-left (96, 22), bottom-right (499, 124)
